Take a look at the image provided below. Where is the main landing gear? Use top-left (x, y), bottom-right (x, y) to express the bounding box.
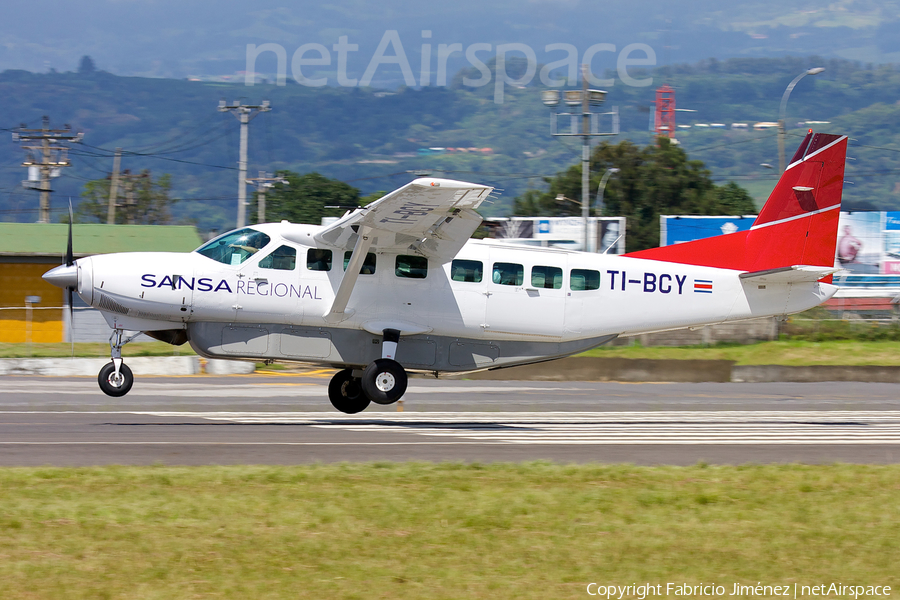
top-left (327, 329), bottom-right (409, 414)
top-left (98, 329), bottom-right (140, 397)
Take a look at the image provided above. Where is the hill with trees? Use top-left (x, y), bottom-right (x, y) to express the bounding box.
top-left (3, 56), bottom-right (900, 237)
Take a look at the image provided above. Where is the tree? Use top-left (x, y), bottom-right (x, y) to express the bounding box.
top-left (264, 172), bottom-right (361, 225)
top-left (514, 139), bottom-right (756, 251)
top-left (78, 55), bottom-right (96, 74)
top-left (77, 170), bottom-right (176, 224)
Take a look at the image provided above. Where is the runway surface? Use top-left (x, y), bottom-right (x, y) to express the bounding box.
top-left (2, 374), bottom-right (900, 465)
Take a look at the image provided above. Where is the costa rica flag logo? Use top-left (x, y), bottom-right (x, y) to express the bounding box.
top-left (694, 279), bottom-right (713, 293)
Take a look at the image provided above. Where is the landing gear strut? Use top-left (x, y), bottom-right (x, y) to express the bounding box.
top-left (327, 328), bottom-right (409, 413)
top-left (98, 329), bottom-right (140, 397)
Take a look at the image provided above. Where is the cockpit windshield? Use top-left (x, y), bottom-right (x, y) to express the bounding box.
top-left (195, 228), bottom-right (272, 266)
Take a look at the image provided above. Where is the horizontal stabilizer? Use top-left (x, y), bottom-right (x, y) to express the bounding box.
top-left (739, 265), bottom-right (840, 284)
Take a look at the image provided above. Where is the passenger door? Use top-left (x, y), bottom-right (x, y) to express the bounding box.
top-left (233, 244), bottom-right (302, 324)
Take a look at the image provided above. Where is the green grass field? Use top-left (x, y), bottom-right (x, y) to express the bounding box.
top-left (1, 464), bottom-right (898, 599)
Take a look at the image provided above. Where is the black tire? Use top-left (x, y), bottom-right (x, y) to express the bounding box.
top-left (98, 362), bottom-right (134, 397)
top-left (361, 359), bottom-right (408, 405)
top-left (328, 368), bottom-right (370, 414)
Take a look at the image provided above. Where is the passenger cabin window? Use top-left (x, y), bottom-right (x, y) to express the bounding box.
top-left (492, 262), bottom-right (524, 286)
top-left (395, 255), bottom-right (428, 279)
top-left (258, 245), bottom-right (297, 271)
top-left (531, 265), bottom-right (562, 289)
top-left (195, 228), bottom-right (271, 266)
top-left (570, 268), bottom-right (600, 291)
top-left (307, 249), bottom-right (332, 272)
top-left (343, 251), bottom-right (377, 274)
top-left (450, 259), bottom-right (483, 283)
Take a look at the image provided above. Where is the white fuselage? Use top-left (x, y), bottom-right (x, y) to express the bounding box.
top-left (71, 222), bottom-right (836, 349)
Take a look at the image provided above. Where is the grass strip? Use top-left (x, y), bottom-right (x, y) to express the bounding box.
top-left (0, 463), bottom-right (898, 599)
top-left (579, 340), bottom-right (900, 366)
top-left (0, 342), bottom-right (195, 359)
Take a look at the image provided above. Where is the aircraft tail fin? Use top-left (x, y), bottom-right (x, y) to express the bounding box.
top-left (624, 132), bottom-right (848, 275)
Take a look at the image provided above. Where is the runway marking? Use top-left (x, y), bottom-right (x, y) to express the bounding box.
top-left (3, 411), bottom-right (900, 445)
top-left (0, 442), bottom-right (475, 446)
top-left (149, 410), bottom-right (900, 445)
top-left (0, 384), bottom-right (574, 397)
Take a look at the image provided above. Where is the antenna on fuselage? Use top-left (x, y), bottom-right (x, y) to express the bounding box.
top-left (602, 235), bottom-right (623, 254)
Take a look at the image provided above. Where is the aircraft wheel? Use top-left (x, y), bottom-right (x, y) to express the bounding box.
top-left (98, 362), bottom-right (134, 397)
top-left (361, 359), bottom-right (408, 405)
top-left (328, 369), bottom-right (370, 414)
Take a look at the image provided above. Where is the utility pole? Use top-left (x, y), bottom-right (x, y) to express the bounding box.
top-left (218, 100), bottom-right (271, 228)
top-left (540, 66), bottom-right (618, 252)
top-left (13, 117), bottom-right (83, 223)
top-left (107, 148), bottom-right (122, 224)
top-left (123, 170), bottom-right (136, 225)
top-left (245, 171), bottom-right (288, 224)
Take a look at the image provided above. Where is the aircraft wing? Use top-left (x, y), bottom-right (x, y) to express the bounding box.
top-left (739, 265), bottom-right (840, 284)
top-left (313, 178), bottom-right (494, 263)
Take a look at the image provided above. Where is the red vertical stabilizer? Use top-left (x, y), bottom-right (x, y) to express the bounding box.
top-left (624, 132), bottom-right (847, 273)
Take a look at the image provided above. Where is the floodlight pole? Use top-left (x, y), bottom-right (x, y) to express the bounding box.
top-left (580, 66), bottom-right (591, 254)
top-left (541, 65), bottom-right (618, 252)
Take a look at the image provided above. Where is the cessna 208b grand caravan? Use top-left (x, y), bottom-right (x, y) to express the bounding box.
top-left (44, 132), bottom-right (847, 413)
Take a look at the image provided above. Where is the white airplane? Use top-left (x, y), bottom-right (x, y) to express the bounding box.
top-left (44, 132), bottom-right (847, 413)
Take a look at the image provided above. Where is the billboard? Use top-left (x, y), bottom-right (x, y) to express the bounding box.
top-left (836, 212), bottom-right (882, 274)
top-left (661, 212), bottom-right (900, 277)
top-left (660, 215), bottom-right (756, 246)
top-left (485, 217), bottom-right (627, 254)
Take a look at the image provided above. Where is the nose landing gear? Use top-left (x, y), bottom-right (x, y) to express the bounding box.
top-left (98, 329), bottom-right (140, 397)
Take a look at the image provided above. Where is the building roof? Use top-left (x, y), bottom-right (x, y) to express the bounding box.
top-left (0, 224), bottom-right (203, 258)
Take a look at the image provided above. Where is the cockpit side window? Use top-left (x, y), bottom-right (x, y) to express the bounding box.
top-left (258, 245), bottom-right (297, 271)
top-left (195, 228), bottom-right (271, 266)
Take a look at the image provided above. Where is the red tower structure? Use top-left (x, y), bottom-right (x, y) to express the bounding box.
top-left (654, 84), bottom-right (676, 138)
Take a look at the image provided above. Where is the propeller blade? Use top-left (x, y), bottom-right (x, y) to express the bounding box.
top-left (67, 287), bottom-right (74, 331)
top-left (66, 199), bottom-right (74, 267)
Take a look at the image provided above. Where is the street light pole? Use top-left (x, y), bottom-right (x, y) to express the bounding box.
top-left (778, 67), bottom-right (824, 174)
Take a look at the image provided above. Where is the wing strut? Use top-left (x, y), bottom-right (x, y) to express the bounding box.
top-left (324, 226), bottom-right (373, 323)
